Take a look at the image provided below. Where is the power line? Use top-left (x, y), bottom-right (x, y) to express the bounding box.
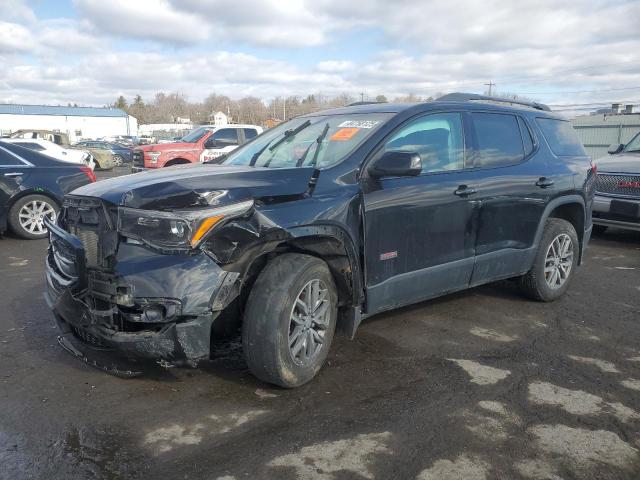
top-left (515, 86), bottom-right (640, 95)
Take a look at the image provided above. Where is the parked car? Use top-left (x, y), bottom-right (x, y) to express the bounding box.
top-left (45, 93), bottom-right (594, 386)
top-left (75, 140), bottom-right (133, 167)
top-left (1, 138), bottom-right (95, 170)
top-left (0, 141), bottom-right (95, 239)
top-left (102, 135), bottom-right (139, 147)
top-left (138, 135), bottom-right (156, 145)
top-left (132, 125), bottom-right (263, 171)
top-left (592, 131), bottom-right (640, 232)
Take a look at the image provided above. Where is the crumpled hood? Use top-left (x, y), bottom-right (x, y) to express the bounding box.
top-left (70, 163), bottom-right (316, 209)
top-left (595, 152), bottom-right (640, 174)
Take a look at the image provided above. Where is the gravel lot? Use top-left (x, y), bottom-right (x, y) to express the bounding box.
top-left (1, 167), bottom-right (639, 479)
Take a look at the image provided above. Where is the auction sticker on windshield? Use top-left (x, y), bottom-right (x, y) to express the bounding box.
top-left (330, 128), bottom-right (360, 141)
top-left (338, 120), bottom-right (380, 129)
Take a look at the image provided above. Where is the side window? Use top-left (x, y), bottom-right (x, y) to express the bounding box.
top-left (15, 142), bottom-right (44, 151)
top-left (0, 149), bottom-right (22, 166)
top-left (243, 128), bottom-right (258, 141)
top-left (518, 117), bottom-right (534, 157)
top-left (535, 118), bottom-right (586, 156)
top-left (471, 113), bottom-right (524, 168)
top-left (383, 113), bottom-right (465, 173)
top-left (211, 128), bottom-right (239, 145)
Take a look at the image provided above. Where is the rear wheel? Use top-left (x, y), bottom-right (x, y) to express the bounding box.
top-left (519, 218), bottom-right (579, 301)
top-left (242, 253), bottom-right (338, 387)
top-left (8, 194), bottom-right (58, 239)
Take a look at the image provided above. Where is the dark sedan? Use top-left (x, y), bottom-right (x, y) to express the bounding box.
top-left (0, 141), bottom-right (95, 239)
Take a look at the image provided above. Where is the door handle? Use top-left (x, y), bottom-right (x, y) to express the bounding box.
top-left (536, 177), bottom-right (554, 188)
top-left (3, 172), bottom-right (23, 178)
top-left (454, 185), bottom-right (477, 197)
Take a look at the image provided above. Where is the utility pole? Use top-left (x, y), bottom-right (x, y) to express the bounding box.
top-left (484, 81), bottom-right (496, 96)
top-left (283, 97), bottom-right (286, 121)
top-left (360, 92), bottom-right (365, 102)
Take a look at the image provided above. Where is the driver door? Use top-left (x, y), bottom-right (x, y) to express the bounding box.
top-left (362, 112), bottom-right (478, 315)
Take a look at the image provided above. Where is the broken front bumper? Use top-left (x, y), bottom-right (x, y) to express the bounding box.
top-left (44, 220), bottom-right (233, 365)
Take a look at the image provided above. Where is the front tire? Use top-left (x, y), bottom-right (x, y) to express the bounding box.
top-left (242, 254), bottom-right (338, 388)
top-left (113, 154), bottom-right (124, 166)
top-left (8, 194), bottom-right (58, 239)
top-left (519, 218), bottom-right (579, 302)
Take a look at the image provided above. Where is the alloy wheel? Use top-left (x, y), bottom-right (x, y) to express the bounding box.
top-left (544, 233), bottom-right (574, 289)
top-left (18, 200), bottom-right (56, 235)
top-left (288, 279), bottom-right (331, 366)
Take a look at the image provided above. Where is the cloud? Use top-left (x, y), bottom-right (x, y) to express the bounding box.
top-left (1, 0), bottom-right (640, 109)
top-left (74, 0), bottom-right (208, 44)
top-left (0, 22), bottom-right (35, 53)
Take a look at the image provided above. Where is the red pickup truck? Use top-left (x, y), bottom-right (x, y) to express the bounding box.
top-left (132, 124), bottom-right (262, 171)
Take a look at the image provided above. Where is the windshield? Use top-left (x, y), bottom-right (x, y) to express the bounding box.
top-left (624, 132), bottom-right (640, 153)
top-left (222, 113), bottom-right (391, 169)
top-left (180, 127), bottom-right (212, 143)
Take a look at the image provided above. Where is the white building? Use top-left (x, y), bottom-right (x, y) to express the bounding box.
top-left (0, 104), bottom-right (138, 142)
top-left (209, 111), bottom-right (228, 127)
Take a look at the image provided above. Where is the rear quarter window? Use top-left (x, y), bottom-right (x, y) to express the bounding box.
top-left (536, 118), bottom-right (586, 156)
top-left (471, 112), bottom-right (525, 168)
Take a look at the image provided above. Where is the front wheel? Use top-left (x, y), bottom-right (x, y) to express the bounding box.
top-left (519, 218), bottom-right (579, 302)
top-left (8, 194), bottom-right (59, 239)
top-left (242, 253), bottom-right (338, 387)
top-left (113, 154), bottom-right (124, 166)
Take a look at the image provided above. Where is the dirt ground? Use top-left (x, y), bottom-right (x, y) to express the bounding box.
top-left (1, 168), bottom-right (638, 479)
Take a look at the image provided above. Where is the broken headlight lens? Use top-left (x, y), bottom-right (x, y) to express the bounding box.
top-left (117, 200), bottom-right (254, 250)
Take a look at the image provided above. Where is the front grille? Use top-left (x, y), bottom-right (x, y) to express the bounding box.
top-left (132, 150), bottom-right (144, 168)
top-left (595, 173), bottom-right (640, 198)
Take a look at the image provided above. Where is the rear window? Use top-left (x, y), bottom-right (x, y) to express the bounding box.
top-left (536, 118), bottom-right (586, 156)
top-left (471, 113), bottom-right (524, 168)
top-left (243, 128), bottom-right (258, 140)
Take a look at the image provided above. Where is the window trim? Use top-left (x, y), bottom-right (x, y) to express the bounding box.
top-left (466, 111), bottom-right (539, 171)
top-left (0, 145), bottom-right (34, 167)
top-left (362, 110), bottom-right (470, 178)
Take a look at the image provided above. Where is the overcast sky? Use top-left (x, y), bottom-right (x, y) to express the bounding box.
top-left (0, 0), bottom-right (639, 111)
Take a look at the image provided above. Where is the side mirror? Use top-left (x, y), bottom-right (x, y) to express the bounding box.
top-left (368, 151), bottom-right (422, 178)
top-left (608, 143), bottom-right (624, 154)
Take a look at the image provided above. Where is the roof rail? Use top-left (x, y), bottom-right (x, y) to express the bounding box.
top-left (346, 101), bottom-right (387, 107)
top-left (436, 92), bottom-right (551, 112)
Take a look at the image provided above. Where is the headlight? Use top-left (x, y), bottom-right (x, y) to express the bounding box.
top-left (117, 200), bottom-right (254, 250)
top-left (148, 152), bottom-right (161, 164)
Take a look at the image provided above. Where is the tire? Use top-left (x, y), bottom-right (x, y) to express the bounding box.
top-left (93, 160), bottom-right (101, 170)
top-left (242, 253), bottom-right (338, 388)
top-left (8, 194), bottom-right (59, 239)
top-left (113, 154), bottom-right (124, 166)
top-left (592, 224), bottom-right (607, 235)
top-left (519, 218), bottom-right (579, 302)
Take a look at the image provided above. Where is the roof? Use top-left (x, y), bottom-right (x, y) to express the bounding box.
top-left (0, 104), bottom-right (129, 118)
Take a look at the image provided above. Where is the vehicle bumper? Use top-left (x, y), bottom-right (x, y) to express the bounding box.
top-left (44, 221), bottom-right (237, 364)
top-left (592, 194), bottom-right (640, 231)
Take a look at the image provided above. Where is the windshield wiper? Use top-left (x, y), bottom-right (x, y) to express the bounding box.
top-left (296, 123), bottom-right (330, 167)
top-left (268, 120), bottom-right (311, 152)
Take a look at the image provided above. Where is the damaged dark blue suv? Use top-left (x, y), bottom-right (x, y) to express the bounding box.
top-left (45, 93), bottom-right (595, 387)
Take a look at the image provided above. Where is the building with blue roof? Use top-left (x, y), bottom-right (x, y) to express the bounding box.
top-left (0, 104), bottom-right (138, 142)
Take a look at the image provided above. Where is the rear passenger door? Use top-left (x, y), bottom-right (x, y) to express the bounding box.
top-left (466, 112), bottom-right (553, 285)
